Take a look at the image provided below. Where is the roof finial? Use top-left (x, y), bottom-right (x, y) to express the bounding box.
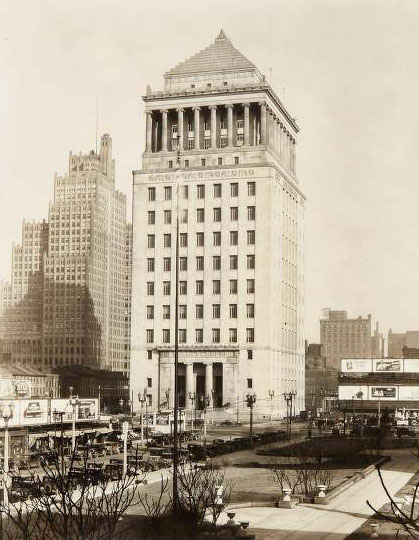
top-left (216, 29), bottom-right (227, 41)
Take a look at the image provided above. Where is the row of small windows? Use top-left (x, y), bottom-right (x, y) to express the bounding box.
top-left (147, 303), bottom-right (254, 319)
top-left (147, 231), bottom-right (255, 248)
top-left (147, 279), bottom-right (255, 295)
top-left (149, 182), bottom-right (255, 202)
top-left (146, 327), bottom-right (254, 344)
top-left (148, 206), bottom-right (255, 225)
top-left (147, 255), bottom-right (255, 272)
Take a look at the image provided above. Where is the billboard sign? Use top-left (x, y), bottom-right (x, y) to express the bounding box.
top-left (369, 386), bottom-right (398, 400)
top-left (398, 387), bottom-right (419, 401)
top-left (341, 359), bottom-right (373, 373)
top-left (403, 360), bottom-right (419, 374)
top-left (77, 400), bottom-right (97, 420)
top-left (373, 359), bottom-right (403, 373)
top-left (338, 386), bottom-right (368, 400)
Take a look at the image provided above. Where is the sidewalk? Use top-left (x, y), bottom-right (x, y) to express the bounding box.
top-left (218, 448), bottom-right (418, 539)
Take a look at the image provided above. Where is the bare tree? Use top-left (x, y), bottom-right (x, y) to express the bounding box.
top-left (0, 445), bottom-right (143, 540)
top-left (367, 466), bottom-right (419, 539)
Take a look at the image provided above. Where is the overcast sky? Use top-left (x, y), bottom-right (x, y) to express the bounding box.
top-left (1, 0), bottom-right (418, 343)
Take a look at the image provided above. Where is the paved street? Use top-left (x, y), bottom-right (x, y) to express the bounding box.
top-left (218, 448), bottom-right (418, 539)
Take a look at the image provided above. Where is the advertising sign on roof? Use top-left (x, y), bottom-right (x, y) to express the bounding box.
top-left (369, 386), bottom-right (398, 400)
top-left (403, 359), bottom-right (419, 374)
top-left (341, 359), bottom-right (373, 373)
top-left (373, 359), bottom-right (403, 373)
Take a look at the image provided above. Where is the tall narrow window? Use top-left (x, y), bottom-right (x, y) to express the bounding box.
top-left (179, 281), bottom-right (187, 295)
top-left (164, 210), bottom-right (172, 224)
top-left (247, 255), bottom-right (255, 270)
top-left (146, 329), bottom-right (154, 343)
top-left (179, 305), bottom-right (187, 319)
top-left (229, 304), bottom-right (237, 318)
top-left (162, 329), bottom-right (170, 343)
top-left (179, 257), bottom-right (187, 271)
top-left (213, 256), bottom-right (221, 271)
top-left (163, 305), bottom-right (170, 319)
top-left (148, 211), bottom-right (155, 225)
top-left (213, 208), bottom-right (221, 222)
top-left (247, 279), bottom-right (255, 293)
top-left (196, 232), bottom-right (204, 247)
top-left (146, 305), bottom-right (154, 319)
top-left (181, 185), bottom-right (189, 199)
top-left (247, 230), bottom-right (255, 245)
top-left (212, 329), bottom-right (220, 343)
top-left (181, 209), bottom-right (188, 223)
top-left (230, 231), bottom-right (238, 246)
top-left (230, 279), bottom-right (237, 294)
top-left (179, 329), bottom-right (187, 343)
top-left (247, 206), bottom-right (255, 220)
top-left (230, 183), bottom-right (238, 197)
top-left (213, 304), bottom-right (220, 318)
top-left (196, 304), bottom-right (203, 319)
top-left (147, 258), bottom-right (155, 272)
top-left (163, 281), bottom-right (171, 295)
top-left (213, 184), bottom-right (222, 198)
top-left (147, 282), bottom-right (154, 295)
top-left (163, 257), bottom-right (171, 271)
top-left (213, 280), bottom-right (220, 294)
top-left (197, 185), bottom-right (205, 199)
top-left (164, 186), bottom-right (172, 200)
top-left (195, 329), bottom-right (203, 343)
top-left (163, 234), bottom-right (171, 248)
top-left (196, 280), bottom-right (204, 294)
top-left (180, 233), bottom-right (188, 247)
top-left (196, 256), bottom-right (204, 271)
top-left (247, 304), bottom-right (255, 318)
top-left (148, 187), bottom-right (156, 201)
top-left (197, 208), bottom-right (205, 223)
top-left (229, 328), bottom-right (237, 343)
top-left (147, 234), bottom-right (155, 248)
top-left (213, 231), bottom-right (221, 246)
top-left (247, 182), bottom-right (256, 196)
top-left (230, 207), bottom-right (238, 221)
top-left (230, 255), bottom-right (238, 270)
top-left (246, 328), bottom-right (255, 343)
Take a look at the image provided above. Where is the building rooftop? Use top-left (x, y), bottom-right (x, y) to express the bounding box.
top-left (165, 29), bottom-right (260, 79)
top-left (0, 364), bottom-right (55, 377)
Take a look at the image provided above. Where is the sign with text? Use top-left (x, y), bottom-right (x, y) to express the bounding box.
top-left (369, 386), bottom-right (398, 400)
top-left (341, 359), bottom-right (373, 373)
top-left (373, 359), bottom-right (403, 373)
top-left (338, 385), bottom-right (368, 400)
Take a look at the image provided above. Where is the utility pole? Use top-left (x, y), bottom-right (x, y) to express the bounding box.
top-left (138, 391), bottom-right (146, 444)
top-left (283, 391), bottom-right (297, 438)
top-left (245, 393), bottom-right (257, 448)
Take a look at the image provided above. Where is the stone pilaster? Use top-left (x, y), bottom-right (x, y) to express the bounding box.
top-left (259, 102), bottom-right (267, 145)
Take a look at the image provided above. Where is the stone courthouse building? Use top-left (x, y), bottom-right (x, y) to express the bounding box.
top-left (131, 31), bottom-right (305, 417)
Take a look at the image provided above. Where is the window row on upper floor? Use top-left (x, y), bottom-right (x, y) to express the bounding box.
top-left (147, 206), bottom-right (255, 225)
top-left (146, 254), bottom-right (255, 272)
top-left (147, 230), bottom-right (255, 248)
top-left (148, 182), bottom-right (256, 202)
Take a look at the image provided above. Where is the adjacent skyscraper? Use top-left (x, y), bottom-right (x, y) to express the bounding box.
top-left (0, 135), bottom-right (131, 376)
top-left (131, 31), bottom-right (305, 416)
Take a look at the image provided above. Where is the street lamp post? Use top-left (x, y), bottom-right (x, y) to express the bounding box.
top-left (245, 393), bottom-right (257, 448)
top-left (138, 391), bottom-right (146, 444)
top-left (283, 391), bottom-right (297, 438)
top-left (268, 390), bottom-right (275, 423)
top-left (0, 403), bottom-right (14, 507)
top-left (69, 387), bottom-right (80, 452)
top-left (188, 392), bottom-right (196, 432)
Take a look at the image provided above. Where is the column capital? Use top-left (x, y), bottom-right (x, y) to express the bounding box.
top-left (225, 104), bottom-right (234, 109)
top-left (192, 106), bottom-right (201, 111)
top-left (176, 107), bottom-right (184, 113)
top-left (209, 105), bottom-right (217, 110)
top-left (160, 108), bottom-right (169, 114)
top-left (243, 102), bottom-right (251, 108)
top-left (145, 110), bottom-right (153, 116)
top-left (259, 101), bottom-right (267, 108)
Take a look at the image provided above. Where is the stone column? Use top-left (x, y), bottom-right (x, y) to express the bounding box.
top-left (280, 124), bottom-right (284, 159)
top-left (193, 107), bottom-right (200, 150)
top-left (145, 111), bottom-right (153, 152)
top-left (243, 102), bottom-right (250, 146)
top-left (177, 108), bottom-right (184, 151)
top-left (205, 363), bottom-right (213, 398)
top-left (185, 363), bottom-right (194, 409)
top-left (161, 109), bottom-right (168, 152)
top-left (259, 102), bottom-right (267, 145)
top-left (226, 104), bottom-right (234, 147)
top-left (210, 106), bottom-right (217, 149)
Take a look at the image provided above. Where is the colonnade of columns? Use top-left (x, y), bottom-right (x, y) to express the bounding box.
top-left (184, 362), bottom-right (214, 410)
top-left (145, 101), bottom-right (296, 173)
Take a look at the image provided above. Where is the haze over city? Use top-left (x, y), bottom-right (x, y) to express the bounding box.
top-left (1, 0), bottom-right (419, 341)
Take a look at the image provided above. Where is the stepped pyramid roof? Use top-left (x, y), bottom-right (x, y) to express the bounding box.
top-left (165, 30), bottom-right (260, 78)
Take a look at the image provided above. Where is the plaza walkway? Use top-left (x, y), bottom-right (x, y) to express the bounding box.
top-left (219, 448), bottom-right (418, 539)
